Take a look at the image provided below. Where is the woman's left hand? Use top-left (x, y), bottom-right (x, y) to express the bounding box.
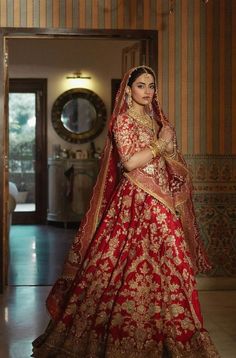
top-left (159, 126), bottom-right (174, 143)
top-left (159, 125), bottom-right (175, 155)
top-left (165, 140), bottom-right (174, 154)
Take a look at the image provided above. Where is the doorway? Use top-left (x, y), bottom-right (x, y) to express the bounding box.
top-left (9, 79), bottom-right (47, 224)
top-left (0, 28), bottom-right (158, 292)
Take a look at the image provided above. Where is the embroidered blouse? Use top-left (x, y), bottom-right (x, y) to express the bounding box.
top-left (113, 113), bottom-right (176, 213)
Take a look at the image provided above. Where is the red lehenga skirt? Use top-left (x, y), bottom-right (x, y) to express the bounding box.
top-left (32, 177), bottom-right (219, 358)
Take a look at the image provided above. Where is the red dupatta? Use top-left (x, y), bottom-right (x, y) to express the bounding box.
top-left (46, 66), bottom-right (211, 321)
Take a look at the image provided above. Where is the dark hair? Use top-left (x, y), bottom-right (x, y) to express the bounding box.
top-left (127, 66), bottom-right (155, 87)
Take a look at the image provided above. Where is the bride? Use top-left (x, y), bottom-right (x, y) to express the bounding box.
top-left (32, 66), bottom-right (219, 357)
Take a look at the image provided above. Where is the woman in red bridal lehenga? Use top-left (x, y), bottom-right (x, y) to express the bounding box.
top-left (32, 66), bottom-right (220, 357)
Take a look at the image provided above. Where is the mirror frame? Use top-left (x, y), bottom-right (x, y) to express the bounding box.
top-left (51, 88), bottom-right (107, 143)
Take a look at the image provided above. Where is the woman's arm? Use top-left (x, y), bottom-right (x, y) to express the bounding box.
top-left (122, 147), bottom-right (153, 172)
top-left (123, 124), bottom-right (176, 171)
top-left (114, 115), bottom-right (176, 172)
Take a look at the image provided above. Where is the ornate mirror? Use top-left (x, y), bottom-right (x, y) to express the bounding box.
top-left (51, 88), bottom-right (107, 143)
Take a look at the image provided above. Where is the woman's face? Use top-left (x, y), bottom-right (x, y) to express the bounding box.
top-left (129, 72), bottom-right (155, 107)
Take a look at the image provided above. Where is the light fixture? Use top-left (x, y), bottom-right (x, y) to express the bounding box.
top-left (66, 71), bottom-right (91, 79)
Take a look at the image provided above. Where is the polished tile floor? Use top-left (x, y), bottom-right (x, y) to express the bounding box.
top-left (9, 225), bottom-right (75, 285)
top-left (0, 225), bottom-right (235, 357)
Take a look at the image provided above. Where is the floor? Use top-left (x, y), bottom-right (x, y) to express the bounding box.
top-left (9, 224), bottom-right (75, 285)
top-left (15, 203), bottom-right (36, 212)
top-left (0, 225), bottom-right (236, 358)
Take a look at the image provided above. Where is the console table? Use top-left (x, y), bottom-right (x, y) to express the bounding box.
top-left (47, 158), bottom-right (99, 226)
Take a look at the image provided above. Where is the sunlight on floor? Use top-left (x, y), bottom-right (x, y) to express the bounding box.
top-left (15, 203), bottom-right (36, 212)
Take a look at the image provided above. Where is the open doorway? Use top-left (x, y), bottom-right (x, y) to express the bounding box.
top-left (9, 78), bottom-right (47, 224)
top-left (0, 29), bottom-right (158, 291)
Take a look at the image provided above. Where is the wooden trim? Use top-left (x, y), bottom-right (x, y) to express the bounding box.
top-left (0, 28), bottom-right (158, 73)
top-left (0, 27), bottom-right (157, 38)
top-left (130, 0), bottom-right (137, 30)
top-left (193, 0), bottom-right (200, 154)
top-left (181, 0), bottom-right (188, 154)
top-left (0, 35), bottom-right (4, 292)
top-left (219, 0), bottom-right (225, 154)
top-left (0, 36), bottom-right (8, 292)
top-left (143, 0), bottom-right (150, 29)
top-left (168, 2), bottom-right (175, 125)
top-left (9, 78), bottom-right (48, 224)
top-left (206, 1), bottom-right (213, 154)
top-left (232, 0), bottom-right (236, 153)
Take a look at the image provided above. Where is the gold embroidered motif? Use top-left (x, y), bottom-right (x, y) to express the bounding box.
top-left (32, 172), bottom-right (219, 358)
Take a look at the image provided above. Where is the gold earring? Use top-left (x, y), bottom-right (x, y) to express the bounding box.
top-left (127, 92), bottom-right (133, 108)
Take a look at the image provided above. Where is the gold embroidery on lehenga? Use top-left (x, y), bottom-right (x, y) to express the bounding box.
top-left (33, 125), bottom-right (219, 358)
top-left (32, 66), bottom-right (218, 357)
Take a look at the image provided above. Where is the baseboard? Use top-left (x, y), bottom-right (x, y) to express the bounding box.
top-left (196, 277), bottom-right (236, 291)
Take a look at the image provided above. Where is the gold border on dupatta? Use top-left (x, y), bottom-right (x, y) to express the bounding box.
top-left (124, 173), bottom-right (177, 215)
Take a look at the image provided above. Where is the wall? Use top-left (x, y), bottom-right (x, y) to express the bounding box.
top-left (159, 0), bottom-right (235, 155)
top-left (0, 0), bottom-right (235, 155)
top-left (8, 38), bottom-right (135, 156)
top-left (1, 0), bottom-right (236, 281)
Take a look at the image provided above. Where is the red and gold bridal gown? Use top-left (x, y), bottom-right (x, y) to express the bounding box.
top-left (32, 112), bottom-right (220, 357)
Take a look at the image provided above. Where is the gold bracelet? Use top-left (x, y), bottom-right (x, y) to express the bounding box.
top-left (149, 143), bottom-right (159, 158)
top-left (165, 142), bottom-right (177, 159)
top-left (165, 150), bottom-right (176, 159)
top-left (158, 138), bottom-right (169, 152)
top-left (155, 139), bottom-right (166, 155)
top-left (149, 138), bottom-right (170, 158)
top-left (149, 146), bottom-right (156, 158)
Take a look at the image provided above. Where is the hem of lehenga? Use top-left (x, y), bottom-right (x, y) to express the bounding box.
top-left (31, 330), bottom-right (220, 358)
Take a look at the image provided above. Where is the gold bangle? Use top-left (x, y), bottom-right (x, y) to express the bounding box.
top-left (155, 139), bottom-right (166, 155)
top-left (149, 143), bottom-right (159, 158)
top-left (149, 138), bottom-right (169, 158)
top-left (165, 141), bottom-right (177, 159)
top-left (165, 150), bottom-right (176, 159)
top-left (158, 138), bottom-right (169, 152)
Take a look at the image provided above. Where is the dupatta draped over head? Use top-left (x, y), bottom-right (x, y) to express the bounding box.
top-left (47, 66), bottom-right (211, 321)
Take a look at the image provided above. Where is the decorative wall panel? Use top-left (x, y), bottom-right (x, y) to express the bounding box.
top-left (185, 155), bottom-right (236, 277)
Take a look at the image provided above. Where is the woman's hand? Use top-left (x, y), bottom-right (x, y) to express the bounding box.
top-left (165, 141), bottom-right (174, 154)
top-left (159, 126), bottom-right (175, 155)
top-left (159, 125), bottom-right (174, 143)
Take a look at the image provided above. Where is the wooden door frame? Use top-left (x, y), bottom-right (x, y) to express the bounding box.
top-left (0, 28), bottom-right (158, 293)
top-left (9, 78), bottom-right (48, 224)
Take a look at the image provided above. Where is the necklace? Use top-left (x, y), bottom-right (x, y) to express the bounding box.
top-left (128, 107), bottom-right (154, 132)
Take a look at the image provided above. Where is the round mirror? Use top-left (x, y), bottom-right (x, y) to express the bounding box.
top-left (51, 88), bottom-right (107, 143)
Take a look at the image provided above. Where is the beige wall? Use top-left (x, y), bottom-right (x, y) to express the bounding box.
top-left (9, 38), bottom-right (135, 156)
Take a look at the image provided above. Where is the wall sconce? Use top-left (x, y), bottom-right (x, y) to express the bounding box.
top-left (66, 71), bottom-right (91, 79)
